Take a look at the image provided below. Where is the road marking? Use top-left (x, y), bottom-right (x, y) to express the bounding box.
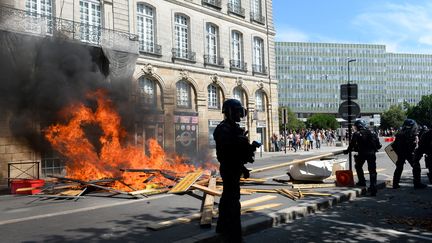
top-left (322, 218), bottom-right (432, 241)
top-left (0, 194), bottom-right (172, 226)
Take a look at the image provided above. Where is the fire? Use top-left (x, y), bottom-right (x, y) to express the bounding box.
top-left (45, 90), bottom-right (216, 191)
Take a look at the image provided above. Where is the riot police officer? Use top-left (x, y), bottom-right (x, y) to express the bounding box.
top-left (413, 126), bottom-right (432, 184)
top-left (213, 99), bottom-right (260, 242)
top-left (345, 120), bottom-right (381, 196)
top-left (392, 119), bottom-right (427, 189)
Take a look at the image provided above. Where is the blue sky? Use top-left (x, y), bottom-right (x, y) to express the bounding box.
top-left (273, 0), bottom-right (432, 54)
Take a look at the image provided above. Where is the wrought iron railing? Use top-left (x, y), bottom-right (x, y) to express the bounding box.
top-left (230, 59), bottom-right (247, 72)
top-left (252, 64), bottom-right (268, 75)
top-left (202, 0), bottom-right (222, 9)
top-left (139, 41), bottom-right (162, 55)
top-left (250, 12), bottom-right (265, 24)
top-left (228, 3), bottom-right (245, 17)
top-left (0, 5), bottom-right (139, 53)
top-left (172, 48), bottom-right (196, 62)
top-left (204, 55), bottom-right (224, 67)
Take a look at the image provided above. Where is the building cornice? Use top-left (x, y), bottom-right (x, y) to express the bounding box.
top-left (163, 0), bottom-right (274, 35)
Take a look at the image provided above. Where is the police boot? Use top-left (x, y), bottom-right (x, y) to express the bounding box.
top-left (413, 166), bottom-right (427, 189)
top-left (427, 173), bottom-right (432, 184)
top-left (355, 165), bottom-right (366, 187)
top-left (368, 173), bottom-right (377, 196)
top-left (392, 173), bottom-right (401, 189)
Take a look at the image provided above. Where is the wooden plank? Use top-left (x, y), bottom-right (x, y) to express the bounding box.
top-left (147, 195), bottom-right (277, 231)
top-left (59, 190), bottom-right (83, 196)
top-left (302, 192), bottom-right (332, 197)
top-left (190, 183), bottom-right (222, 197)
top-left (130, 188), bottom-right (169, 195)
top-left (240, 188), bottom-right (278, 193)
top-left (168, 171), bottom-right (203, 194)
top-left (200, 177), bottom-right (217, 227)
top-left (250, 150), bottom-right (345, 174)
top-left (292, 183), bottom-right (337, 189)
top-left (241, 203), bottom-right (283, 213)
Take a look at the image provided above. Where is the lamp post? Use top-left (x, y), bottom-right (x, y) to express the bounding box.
top-left (347, 58), bottom-right (356, 171)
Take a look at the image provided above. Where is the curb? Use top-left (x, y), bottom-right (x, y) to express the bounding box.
top-left (174, 181), bottom-right (386, 243)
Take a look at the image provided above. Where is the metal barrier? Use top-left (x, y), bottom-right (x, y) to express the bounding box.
top-left (7, 161), bottom-right (40, 187)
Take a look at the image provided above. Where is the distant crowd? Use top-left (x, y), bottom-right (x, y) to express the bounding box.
top-left (271, 129), bottom-right (342, 152)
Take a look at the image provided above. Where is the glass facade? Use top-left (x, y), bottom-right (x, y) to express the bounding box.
top-left (276, 42), bottom-right (432, 116)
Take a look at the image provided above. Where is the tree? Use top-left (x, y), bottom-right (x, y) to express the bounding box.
top-left (380, 105), bottom-right (406, 130)
top-left (306, 114), bottom-right (338, 130)
top-left (406, 94), bottom-right (432, 128)
top-left (278, 106), bottom-right (305, 132)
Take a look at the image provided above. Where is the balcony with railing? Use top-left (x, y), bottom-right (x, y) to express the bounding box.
top-left (172, 48), bottom-right (196, 62)
top-left (204, 55), bottom-right (224, 67)
top-left (139, 41), bottom-right (162, 56)
top-left (230, 59), bottom-right (247, 72)
top-left (202, 0), bottom-right (222, 9)
top-left (0, 5), bottom-right (139, 53)
top-left (250, 12), bottom-right (265, 25)
top-left (228, 3), bottom-right (245, 18)
top-left (252, 64), bottom-right (267, 75)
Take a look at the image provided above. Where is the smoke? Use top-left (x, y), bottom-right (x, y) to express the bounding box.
top-left (0, 30), bottom-right (134, 152)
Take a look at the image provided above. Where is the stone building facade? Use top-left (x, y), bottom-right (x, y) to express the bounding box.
top-left (0, 0), bottom-right (278, 185)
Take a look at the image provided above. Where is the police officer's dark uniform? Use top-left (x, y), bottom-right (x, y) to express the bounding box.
top-left (213, 99), bottom-right (259, 242)
top-left (392, 119), bottom-right (427, 189)
top-left (414, 128), bottom-right (432, 184)
top-left (345, 120), bottom-right (381, 196)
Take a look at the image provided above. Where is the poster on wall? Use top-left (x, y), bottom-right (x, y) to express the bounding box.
top-left (174, 114), bottom-right (198, 159)
top-left (208, 120), bottom-right (221, 148)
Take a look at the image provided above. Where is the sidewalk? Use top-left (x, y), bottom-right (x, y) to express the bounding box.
top-left (172, 181), bottom-right (387, 243)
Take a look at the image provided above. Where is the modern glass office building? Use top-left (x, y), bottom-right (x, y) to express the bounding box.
top-left (276, 42), bottom-right (432, 118)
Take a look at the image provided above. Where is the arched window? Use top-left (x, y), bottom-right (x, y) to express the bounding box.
top-left (138, 77), bottom-right (156, 105)
top-left (174, 14), bottom-right (190, 59)
top-left (255, 90), bottom-right (265, 111)
top-left (233, 87), bottom-right (245, 105)
top-left (137, 3), bottom-right (155, 53)
top-left (176, 80), bottom-right (191, 108)
top-left (207, 84), bottom-right (220, 109)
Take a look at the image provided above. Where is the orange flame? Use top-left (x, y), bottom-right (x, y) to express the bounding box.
top-left (45, 90), bottom-right (217, 191)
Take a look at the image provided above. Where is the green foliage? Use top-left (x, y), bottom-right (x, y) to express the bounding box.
top-left (278, 106), bottom-right (305, 132)
top-left (380, 105), bottom-right (406, 130)
top-left (406, 94), bottom-right (432, 128)
top-left (306, 114), bottom-right (338, 130)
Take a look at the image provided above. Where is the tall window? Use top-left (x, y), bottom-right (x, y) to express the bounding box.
top-left (253, 37), bottom-right (264, 72)
top-left (255, 91), bottom-right (264, 111)
top-left (208, 84), bottom-right (219, 109)
top-left (231, 31), bottom-right (243, 68)
top-left (233, 87), bottom-right (245, 105)
top-left (251, 0), bottom-right (261, 15)
top-left (137, 4), bottom-right (155, 53)
top-left (25, 0), bottom-right (53, 33)
top-left (174, 14), bottom-right (189, 59)
top-left (176, 80), bottom-right (191, 108)
top-left (80, 0), bottom-right (101, 44)
top-left (206, 23), bottom-right (218, 64)
top-left (230, 0), bottom-right (241, 11)
top-left (138, 77), bottom-right (156, 105)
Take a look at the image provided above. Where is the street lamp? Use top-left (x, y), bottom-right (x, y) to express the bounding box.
top-left (347, 58), bottom-right (356, 171)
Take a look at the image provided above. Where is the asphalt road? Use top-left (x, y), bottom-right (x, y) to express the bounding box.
top-left (1, 140), bottom-right (430, 242)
